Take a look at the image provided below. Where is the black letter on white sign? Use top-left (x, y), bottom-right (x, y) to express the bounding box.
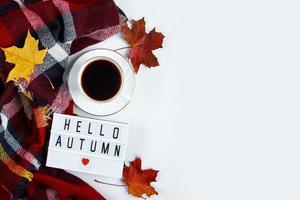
top-left (101, 142), bottom-right (110, 154)
top-left (113, 127), bottom-right (119, 139)
top-left (67, 137), bottom-right (73, 149)
top-left (99, 124), bottom-right (104, 136)
top-left (55, 135), bottom-right (62, 147)
top-left (79, 138), bottom-right (85, 150)
top-left (88, 123), bottom-right (93, 134)
top-left (64, 119), bottom-right (70, 131)
top-left (114, 145), bottom-right (121, 157)
top-left (90, 140), bottom-right (97, 152)
top-left (76, 121), bottom-right (82, 133)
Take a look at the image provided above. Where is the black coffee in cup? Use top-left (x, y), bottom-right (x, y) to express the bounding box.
top-left (81, 59), bottom-right (122, 101)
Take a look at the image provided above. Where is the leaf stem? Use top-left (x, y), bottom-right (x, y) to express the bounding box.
top-left (114, 46), bottom-right (131, 51)
top-left (43, 73), bottom-right (55, 89)
top-left (94, 179), bottom-right (126, 187)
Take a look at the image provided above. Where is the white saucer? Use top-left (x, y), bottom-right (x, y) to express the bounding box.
top-left (68, 49), bottom-right (135, 116)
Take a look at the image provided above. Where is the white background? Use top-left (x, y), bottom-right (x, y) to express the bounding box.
top-left (69, 0), bottom-right (300, 199)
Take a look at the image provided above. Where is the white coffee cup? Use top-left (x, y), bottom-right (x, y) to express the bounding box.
top-left (68, 49), bottom-right (135, 116)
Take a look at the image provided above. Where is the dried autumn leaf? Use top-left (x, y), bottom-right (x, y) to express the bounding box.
top-left (33, 105), bottom-right (51, 128)
top-left (122, 18), bottom-right (164, 72)
top-left (19, 92), bottom-right (33, 120)
top-left (2, 31), bottom-right (47, 83)
top-left (123, 157), bottom-right (159, 198)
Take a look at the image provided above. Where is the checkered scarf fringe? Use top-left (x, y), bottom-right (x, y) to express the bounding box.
top-left (0, 0), bottom-right (126, 199)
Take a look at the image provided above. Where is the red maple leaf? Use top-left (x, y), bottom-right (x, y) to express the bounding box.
top-left (122, 18), bottom-right (165, 72)
top-left (123, 157), bottom-right (159, 198)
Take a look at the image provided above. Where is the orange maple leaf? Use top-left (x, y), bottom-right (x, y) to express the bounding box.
top-left (122, 18), bottom-right (165, 72)
top-left (123, 157), bottom-right (159, 198)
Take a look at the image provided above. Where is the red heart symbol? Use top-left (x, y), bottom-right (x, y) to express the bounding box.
top-left (82, 158), bottom-right (89, 166)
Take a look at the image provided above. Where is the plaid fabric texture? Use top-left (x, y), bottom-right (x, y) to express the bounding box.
top-left (0, 0), bottom-right (126, 199)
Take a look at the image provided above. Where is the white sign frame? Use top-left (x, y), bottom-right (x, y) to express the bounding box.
top-left (46, 113), bottom-right (129, 178)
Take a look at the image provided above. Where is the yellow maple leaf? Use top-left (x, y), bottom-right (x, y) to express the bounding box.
top-left (2, 31), bottom-right (48, 83)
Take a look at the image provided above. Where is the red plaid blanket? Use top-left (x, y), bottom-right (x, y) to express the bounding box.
top-left (0, 0), bottom-right (126, 199)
